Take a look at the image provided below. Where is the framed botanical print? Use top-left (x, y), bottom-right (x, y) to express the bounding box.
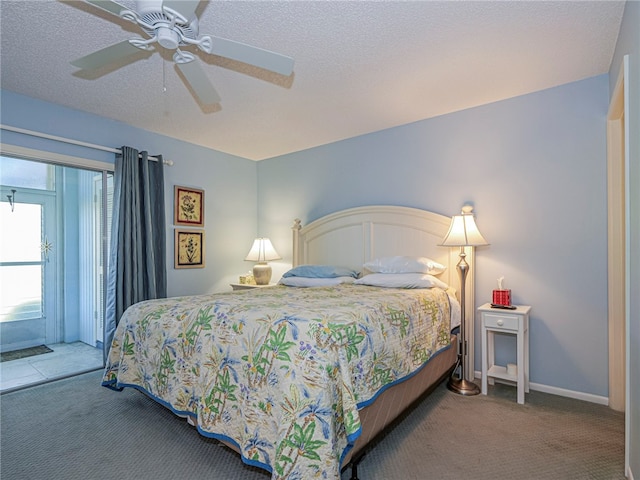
top-left (175, 229), bottom-right (205, 269)
top-left (174, 186), bottom-right (204, 227)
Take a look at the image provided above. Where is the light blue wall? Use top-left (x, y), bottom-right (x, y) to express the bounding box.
top-left (0, 71), bottom-right (615, 401)
top-left (609, 0), bottom-right (640, 476)
top-left (258, 75), bottom-right (610, 398)
top-left (0, 90), bottom-right (258, 297)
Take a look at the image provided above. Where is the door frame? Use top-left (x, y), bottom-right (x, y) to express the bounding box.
top-left (606, 55), bottom-right (630, 473)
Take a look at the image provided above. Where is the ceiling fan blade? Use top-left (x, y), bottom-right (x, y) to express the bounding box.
top-left (209, 36), bottom-right (294, 76)
top-left (176, 60), bottom-right (221, 106)
top-left (85, 0), bottom-right (130, 17)
top-left (162, 0), bottom-right (199, 22)
top-left (71, 40), bottom-right (143, 70)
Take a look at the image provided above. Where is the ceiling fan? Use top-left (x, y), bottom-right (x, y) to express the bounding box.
top-left (70, 0), bottom-right (295, 106)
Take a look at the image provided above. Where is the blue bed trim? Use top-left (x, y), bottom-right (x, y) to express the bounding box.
top-left (102, 341), bottom-right (452, 475)
top-left (101, 378), bottom-right (275, 472)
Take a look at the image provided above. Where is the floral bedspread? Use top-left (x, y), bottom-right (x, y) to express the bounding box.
top-left (102, 284), bottom-right (454, 479)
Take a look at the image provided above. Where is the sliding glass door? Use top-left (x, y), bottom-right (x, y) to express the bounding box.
top-left (0, 156), bottom-right (112, 357)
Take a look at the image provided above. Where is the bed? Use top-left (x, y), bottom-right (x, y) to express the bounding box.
top-left (102, 205), bottom-right (476, 480)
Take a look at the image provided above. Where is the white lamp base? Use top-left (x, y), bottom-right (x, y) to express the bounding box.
top-left (253, 263), bottom-right (272, 285)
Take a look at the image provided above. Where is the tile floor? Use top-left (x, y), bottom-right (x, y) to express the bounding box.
top-left (0, 342), bottom-right (103, 393)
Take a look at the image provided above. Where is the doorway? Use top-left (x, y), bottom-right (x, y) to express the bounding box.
top-left (0, 155), bottom-right (112, 391)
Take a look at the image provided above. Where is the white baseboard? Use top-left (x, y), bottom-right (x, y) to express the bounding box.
top-left (473, 371), bottom-right (609, 406)
top-left (528, 382), bottom-right (609, 405)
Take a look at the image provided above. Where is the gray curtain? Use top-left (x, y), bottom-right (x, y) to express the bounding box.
top-left (104, 146), bottom-right (167, 359)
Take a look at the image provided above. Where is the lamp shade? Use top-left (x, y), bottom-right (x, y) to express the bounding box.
top-left (440, 206), bottom-right (488, 247)
top-left (244, 238), bottom-right (281, 262)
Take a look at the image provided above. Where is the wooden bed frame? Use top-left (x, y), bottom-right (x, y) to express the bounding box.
top-left (290, 205), bottom-right (475, 478)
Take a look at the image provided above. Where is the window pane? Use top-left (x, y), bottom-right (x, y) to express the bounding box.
top-left (0, 156), bottom-right (54, 190)
top-left (0, 265), bottom-right (42, 322)
top-left (0, 202), bottom-right (42, 262)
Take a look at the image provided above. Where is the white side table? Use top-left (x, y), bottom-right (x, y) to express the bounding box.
top-left (479, 303), bottom-right (531, 404)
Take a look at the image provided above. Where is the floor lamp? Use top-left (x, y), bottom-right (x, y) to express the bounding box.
top-left (440, 205), bottom-right (488, 396)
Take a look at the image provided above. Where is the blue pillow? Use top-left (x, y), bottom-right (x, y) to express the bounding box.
top-left (282, 265), bottom-right (359, 278)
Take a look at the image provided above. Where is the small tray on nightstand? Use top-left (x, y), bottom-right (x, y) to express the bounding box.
top-left (230, 283), bottom-right (275, 291)
top-left (490, 303), bottom-right (517, 310)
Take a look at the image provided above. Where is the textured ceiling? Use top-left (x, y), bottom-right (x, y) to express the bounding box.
top-left (0, 1), bottom-right (625, 161)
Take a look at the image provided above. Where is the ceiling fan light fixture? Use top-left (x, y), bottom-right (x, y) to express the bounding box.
top-left (156, 26), bottom-right (179, 50)
top-left (71, 0), bottom-right (295, 108)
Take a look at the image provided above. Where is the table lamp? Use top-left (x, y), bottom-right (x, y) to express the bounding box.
top-left (244, 238), bottom-right (281, 285)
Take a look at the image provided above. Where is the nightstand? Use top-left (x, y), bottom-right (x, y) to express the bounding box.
top-left (230, 283), bottom-right (275, 291)
top-left (479, 303), bottom-right (531, 404)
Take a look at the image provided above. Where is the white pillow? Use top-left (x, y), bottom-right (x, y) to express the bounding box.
top-left (363, 256), bottom-right (446, 275)
top-left (354, 273), bottom-right (449, 289)
top-left (279, 276), bottom-right (356, 287)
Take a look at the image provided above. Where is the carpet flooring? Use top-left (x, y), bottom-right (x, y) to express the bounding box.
top-left (0, 370), bottom-right (625, 479)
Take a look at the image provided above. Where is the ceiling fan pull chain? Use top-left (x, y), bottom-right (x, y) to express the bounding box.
top-left (163, 59), bottom-right (167, 93)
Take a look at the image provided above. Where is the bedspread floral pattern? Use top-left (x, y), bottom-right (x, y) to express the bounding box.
top-left (102, 284), bottom-right (452, 479)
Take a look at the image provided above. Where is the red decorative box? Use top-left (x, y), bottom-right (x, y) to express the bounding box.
top-left (492, 289), bottom-right (512, 306)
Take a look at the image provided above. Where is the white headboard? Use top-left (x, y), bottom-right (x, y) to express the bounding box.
top-left (292, 205), bottom-right (477, 378)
